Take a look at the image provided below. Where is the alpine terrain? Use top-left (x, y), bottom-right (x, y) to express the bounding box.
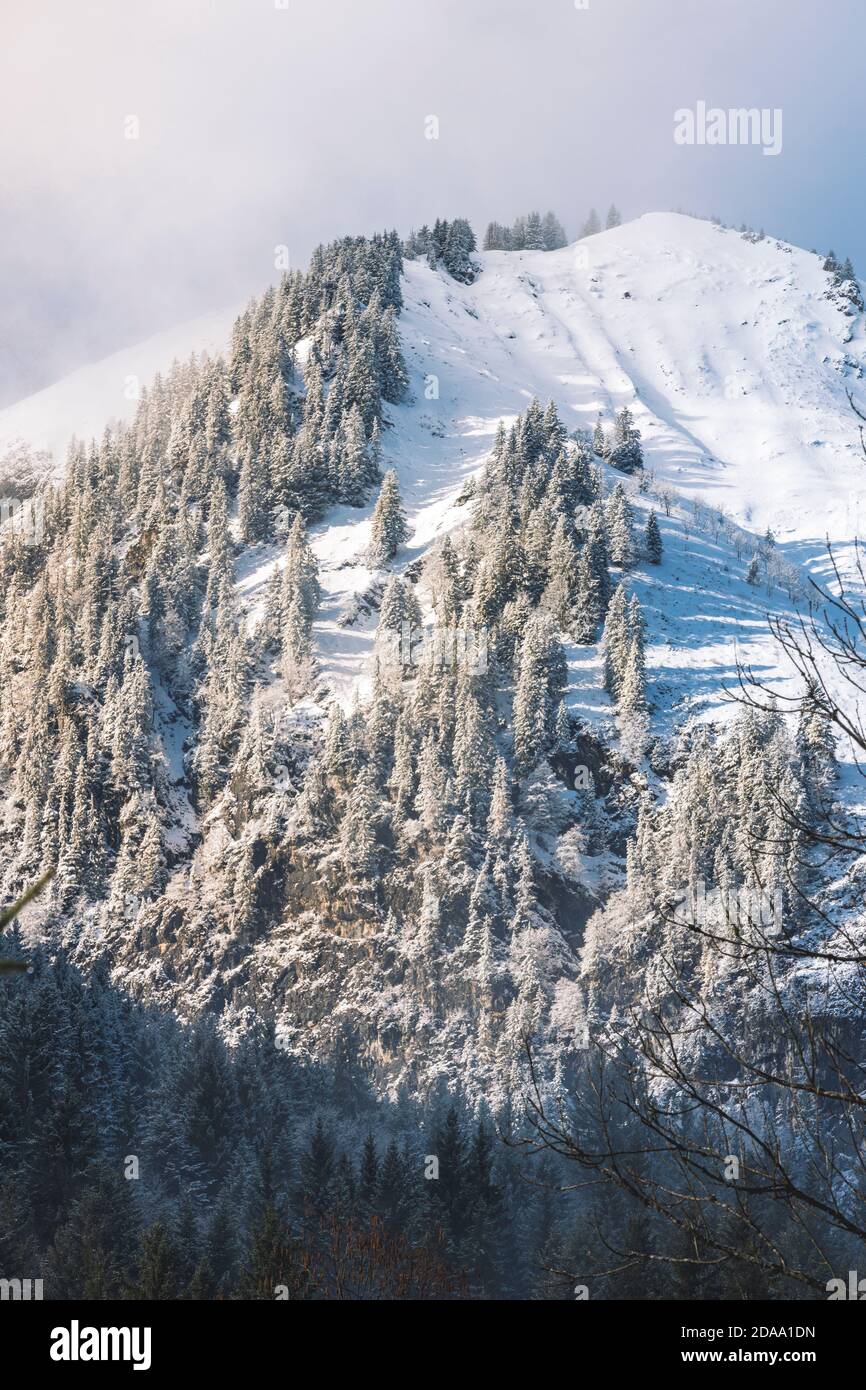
top-left (2, 211), bottom-right (865, 1300)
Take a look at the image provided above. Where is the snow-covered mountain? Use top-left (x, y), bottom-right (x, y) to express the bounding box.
top-left (0, 303), bottom-right (238, 487)
top-left (3, 213), bottom-right (864, 1107)
top-left (295, 214), bottom-right (865, 723)
top-left (6, 213), bottom-right (863, 725)
top-left (396, 212), bottom-right (866, 572)
top-left (7, 213), bottom-right (862, 540)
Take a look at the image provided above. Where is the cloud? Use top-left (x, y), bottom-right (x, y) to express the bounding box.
top-left (1, 0), bottom-right (863, 402)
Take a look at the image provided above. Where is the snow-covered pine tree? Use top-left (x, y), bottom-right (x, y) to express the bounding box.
top-left (414, 731), bottom-right (449, 837)
top-left (513, 613), bottom-right (566, 776)
top-left (376, 574), bottom-right (422, 678)
top-left (592, 417), bottom-right (607, 458)
top-left (541, 211), bottom-right (567, 250)
top-left (524, 212), bottom-right (546, 252)
top-left (377, 305), bottom-right (409, 405)
top-left (603, 582), bottom-right (630, 697)
top-left (645, 509), bottom-right (663, 563)
top-left (573, 548), bottom-right (600, 645)
top-left (339, 765), bottom-right (379, 881)
top-left (368, 470), bottom-right (410, 567)
top-left (441, 219), bottom-right (478, 283)
top-left (620, 635), bottom-right (647, 714)
top-left (511, 216), bottom-right (527, 250)
top-left (283, 514), bottom-right (320, 621)
top-left (606, 482), bottom-right (635, 568)
top-left (280, 590), bottom-right (314, 701)
top-left (609, 406), bottom-right (643, 474)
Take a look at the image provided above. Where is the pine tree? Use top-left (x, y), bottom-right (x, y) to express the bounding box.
top-left (603, 583), bottom-right (630, 697)
top-left (513, 614), bottom-right (565, 776)
top-left (645, 510), bottom-right (663, 563)
top-left (368, 470), bottom-right (410, 567)
top-left (340, 765), bottom-right (379, 879)
top-left (336, 404), bottom-right (372, 505)
top-left (414, 732), bottom-right (449, 837)
top-left (238, 450), bottom-right (272, 543)
top-left (609, 406), bottom-right (643, 474)
top-left (541, 211), bottom-right (568, 250)
top-left (239, 1207), bottom-right (310, 1300)
top-left (281, 589), bottom-right (314, 700)
top-left (296, 1118), bottom-right (337, 1221)
top-left (573, 548), bottom-right (600, 645)
top-left (358, 1133), bottom-right (380, 1219)
top-left (620, 635), bottom-right (647, 714)
top-left (607, 483), bottom-right (635, 568)
top-left (136, 807), bottom-right (165, 898)
top-left (441, 219), bottom-right (478, 283)
top-left (130, 1221), bottom-right (181, 1300)
top-left (524, 211), bottom-right (546, 252)
top-left (378, 305), bottom-right (409, 404)
top-left (377, 574), bottom-right (422, 665)
top-left (573, 502), bottom-right (611, 642)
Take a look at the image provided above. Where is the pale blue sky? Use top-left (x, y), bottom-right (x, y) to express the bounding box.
top-left (2, 0), bottom-right (863, 401)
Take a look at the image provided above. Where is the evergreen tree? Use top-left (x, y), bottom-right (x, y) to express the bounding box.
top-left (645, 509), bottom-right (663, 563)
top-left (368, 470), bottom-right (410, 567)
top-left (130, 1221), bottom-right (181, 1300)
top-left (592, 417), bottom-right (607, 458)
top-left (239, 1207), bottom-right (310, 1300)
top-left (541, 211), bottom-right (568, 250)
top-left (607, 483), bottom-right (635, 568)
top-left (524, 211), bottom-right (546, 251)
top-left (513, 614), bottom-right (566, 775)
top-left (620, 634), bottom-right (647, 713)
top-left (603, 583), bottom-right (630, 698)
top-left (609, 406), bottom-right (643, 474)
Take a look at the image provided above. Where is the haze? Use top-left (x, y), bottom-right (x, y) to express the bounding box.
top-left (2, 0), bottom-right (864, 404)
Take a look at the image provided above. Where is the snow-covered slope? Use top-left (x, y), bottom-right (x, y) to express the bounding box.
top-left (9, 214), bottom-right (863, 529)
top-left (0, 303), bottom-right (238, 481)
top-left (6, 214), bottom-right (865, 731)
top-left (227, 216), bottom-right (866, 732)
top-left (390, 213), bottom-right (866, 575)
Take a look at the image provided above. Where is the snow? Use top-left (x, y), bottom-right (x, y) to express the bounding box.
top-left (293, 215), bottom-right (866, 727)
top-left (0, 303), bottom-right (239, 478)
top-left (5, 212), bottom-right (865, 746)
top-left (396, 214), bottom-right (866, 583)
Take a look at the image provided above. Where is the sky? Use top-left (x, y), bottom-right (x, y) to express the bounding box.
top-left (2, 0), bottom-right (865, 404)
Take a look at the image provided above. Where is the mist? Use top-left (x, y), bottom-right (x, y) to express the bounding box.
top-left (2, 0), bottom-right (864, 403)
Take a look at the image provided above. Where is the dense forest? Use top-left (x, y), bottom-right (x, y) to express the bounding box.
top-left (0, 216), bottom-right (863, 1300)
